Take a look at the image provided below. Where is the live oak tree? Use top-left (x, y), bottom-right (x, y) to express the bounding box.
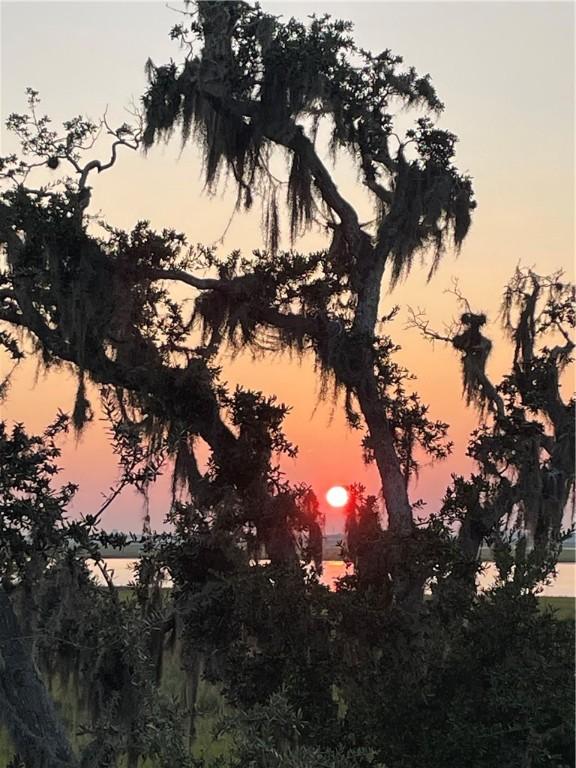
top-left (0, 88), bottom-right (323, 571)
top-left (410, 269), bottom-right (575, 561)
top-left (141, 0), bottom-right (474, 563)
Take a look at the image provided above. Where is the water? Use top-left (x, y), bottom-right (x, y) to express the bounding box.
top-left (95, 559), bottom-right (576, 597)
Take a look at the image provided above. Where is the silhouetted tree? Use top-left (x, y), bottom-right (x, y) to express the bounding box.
top-left (141, 1), bottom-right (474, 563)
top-left (411, 269), bottom-right (574, 560)
top-left (0, 89), bottom-right (323, 572)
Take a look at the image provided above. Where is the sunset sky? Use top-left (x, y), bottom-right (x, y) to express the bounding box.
top-left (1, 1), bottom-right (574, 533)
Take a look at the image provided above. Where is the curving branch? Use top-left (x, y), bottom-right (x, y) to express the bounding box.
top-left (77, 114), bottom-right (142, 190)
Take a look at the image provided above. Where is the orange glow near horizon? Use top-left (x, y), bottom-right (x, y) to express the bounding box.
top-left (326, 486), bottom-right (349, 509)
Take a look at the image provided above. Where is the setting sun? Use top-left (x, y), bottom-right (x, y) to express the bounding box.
top-left (326, 486), bottom-right (349, 508)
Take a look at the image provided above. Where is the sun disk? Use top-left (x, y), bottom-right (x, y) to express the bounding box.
top-left (326, 485), bottom-right (349, 508)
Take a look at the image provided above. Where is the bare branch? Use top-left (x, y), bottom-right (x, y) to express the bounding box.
top-left (445, 278), bottom-right (473, 314)
top-left (406, 306), bottom-right (455, 344)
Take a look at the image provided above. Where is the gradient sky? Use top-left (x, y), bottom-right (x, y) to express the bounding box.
top-left (1, 2), bottom-right (574, 532)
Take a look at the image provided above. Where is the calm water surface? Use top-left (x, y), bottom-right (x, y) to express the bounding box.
top-left (96, 559), bottom-right (575, 597)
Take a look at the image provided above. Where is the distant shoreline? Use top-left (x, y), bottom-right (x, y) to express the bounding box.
top-left (97, 541), bottom-right (576, 564)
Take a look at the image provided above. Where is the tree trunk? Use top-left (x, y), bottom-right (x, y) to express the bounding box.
top-left (0, 587), bottom-right (76, 768)
top-left (355, 370), bottom-right (413, 537)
